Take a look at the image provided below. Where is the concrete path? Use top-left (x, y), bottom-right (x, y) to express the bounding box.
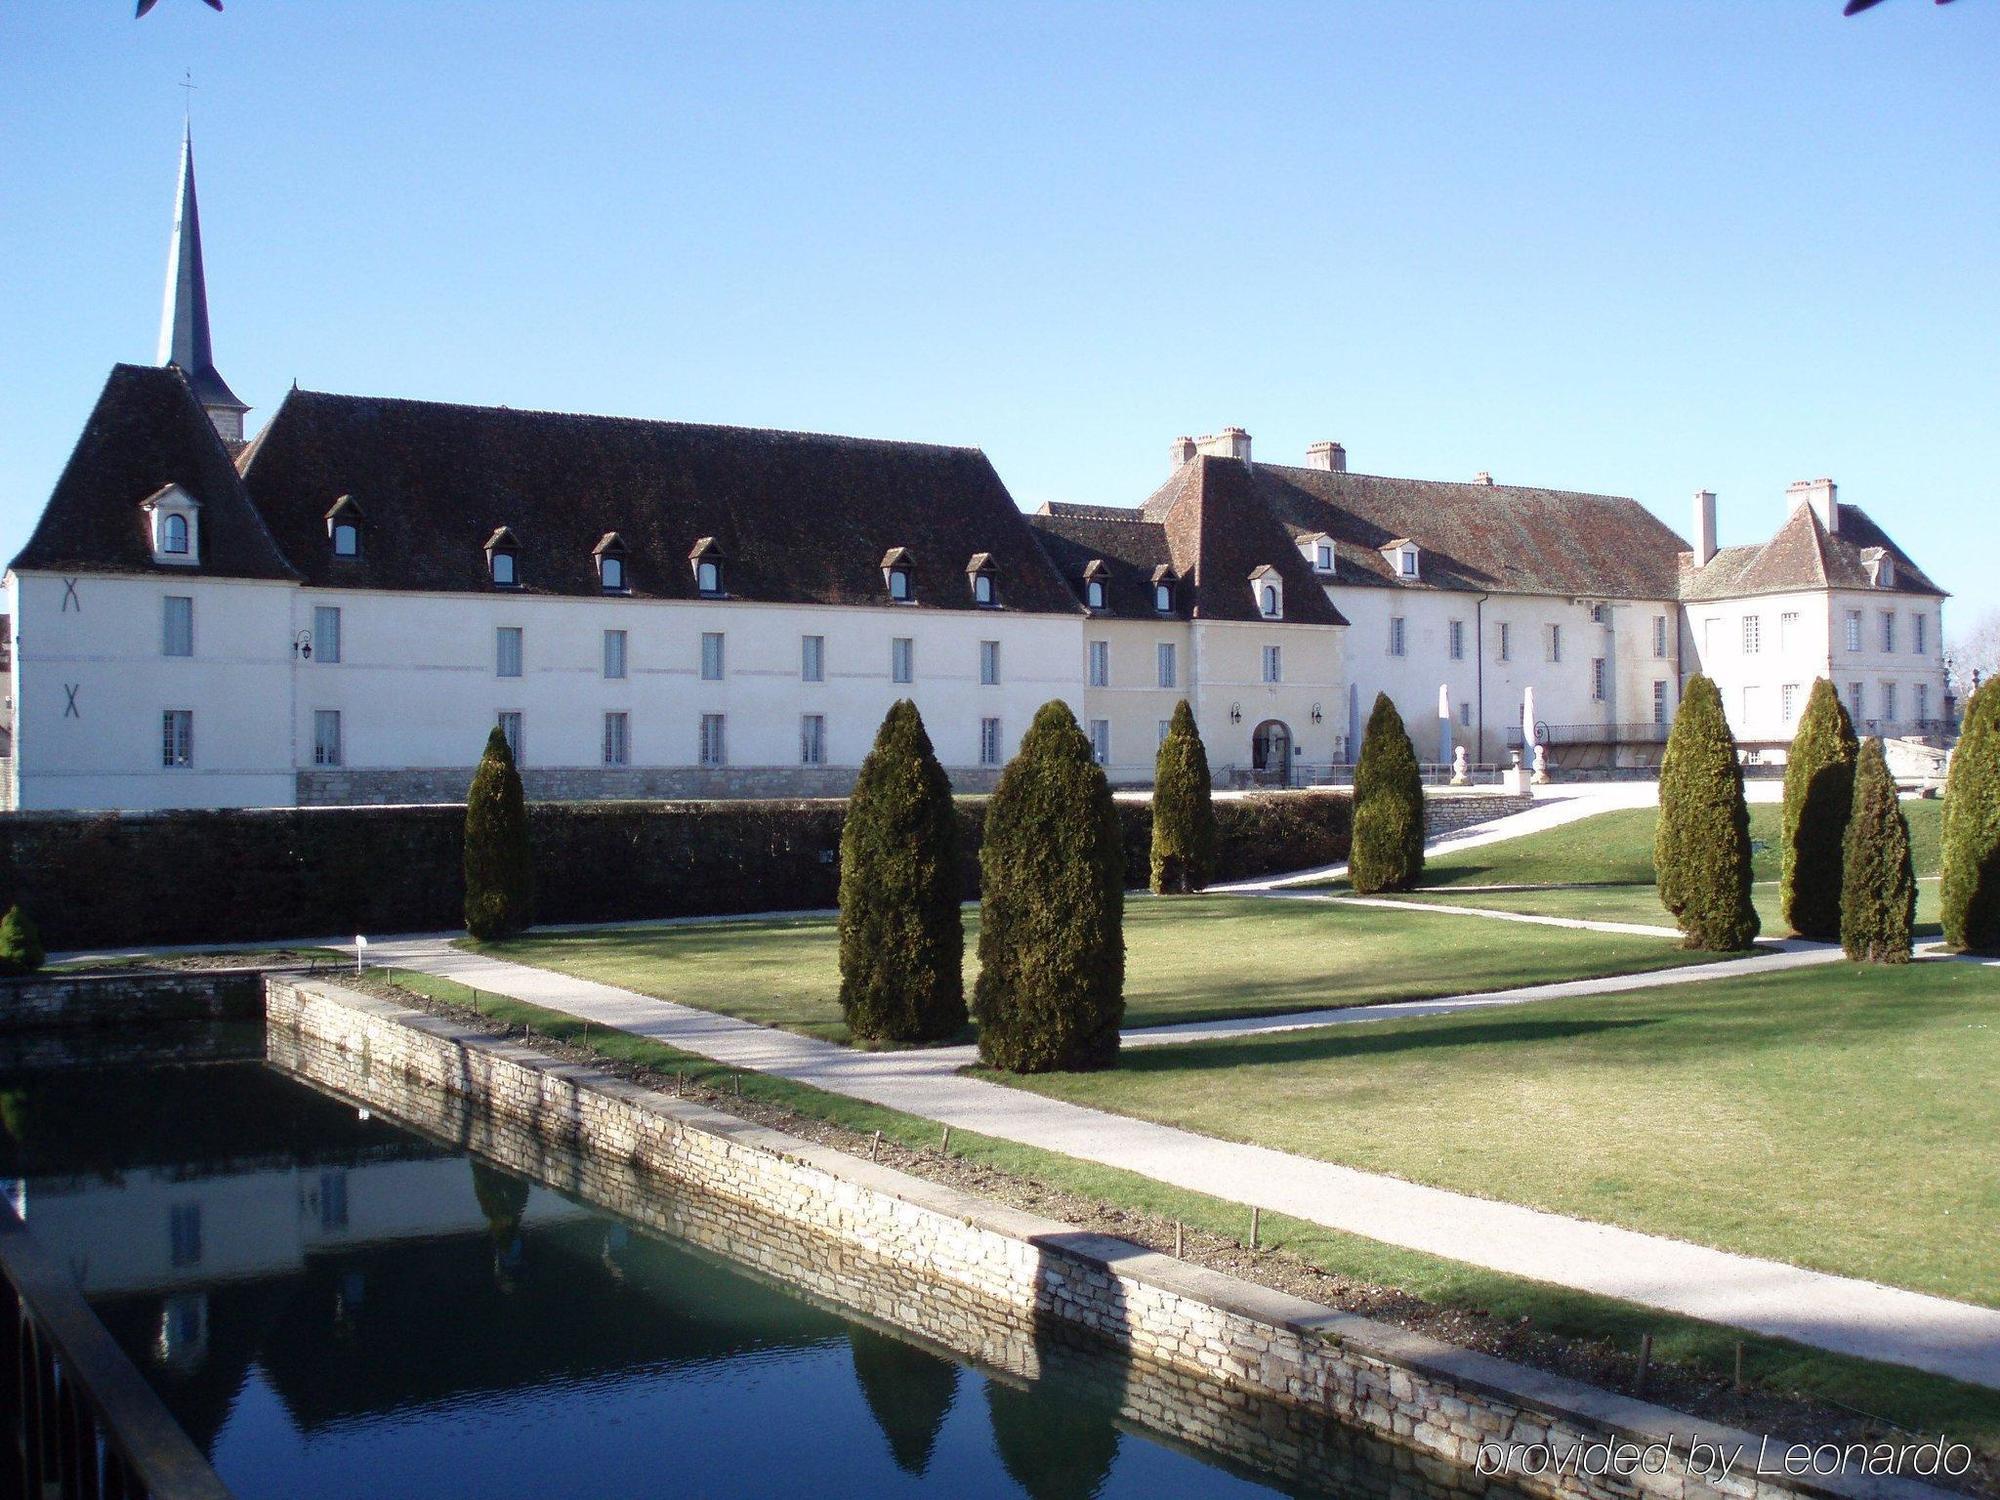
top-left (1307, 890), bottom-right (1684, 938)
top-left (364, 932), bottom-right (2000, 1391)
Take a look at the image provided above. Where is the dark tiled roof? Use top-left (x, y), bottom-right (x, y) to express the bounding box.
top-left (1219, 463), bottom-right (1690, 600)
top-left (1680, 502), bottom-right (1945, 601)
top-left (237, 389), bottom-right (1083, 613)
top-left (1028, 504), bottom-right (1183, 620)
top-left (8, 364), bottom-right (295, 581)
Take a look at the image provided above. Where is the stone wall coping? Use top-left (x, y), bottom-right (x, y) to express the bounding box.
top-left (286, 979), bottom-right (1956, 1500)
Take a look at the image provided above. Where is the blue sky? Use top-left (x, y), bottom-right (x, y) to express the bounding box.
top-left (4, 2), bottom-right (1996, 624)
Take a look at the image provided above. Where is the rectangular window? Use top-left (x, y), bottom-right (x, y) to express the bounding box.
top-left (979, 639), bottom-right (1001, 686)
top-left (603, 629), bottom-right (627, 680)
top-left (801, 635), bottom-right (825, 682)
top-left (1389, 617), bottom-right (1406, 657)
top-left (980, 717), bottom-right (1002, 767)
top-left (1917, 683), bottom-right (1930, 722)
top-left (1158, 718), bottom-right (1174, 745)
top-left (1846, 610), bottom-right (1863, 652)
top-left (800, 714), bottom-right (826, 766)
top-left (1850, 681), bottom-right (1865, 718)
top-left (1741, 684), bottom-right (1761, 725)
top-left (1591, 658), bottom-right (1607, 702)
top-left (891, 636), bottom-right (914, 685)
top-left (497, 626), bottom-right (523, 678)
top-left (1882, 682), bottom-right (1897, 722)
top-left (319, 1170), bottom-right (349, 1232)
top-left (163, 595), bottom-right (193, 657)
top-left (1703, 617), bottom-right (1721, 657)
top-left (1590, 603), bottom-right (1607, 624)
top-left (1779, 611), bottom-right (1799, 653)
top-left (1089, 719), bottom-right (1111, 766)
top-left (1914, 614), bottom-right (1928, 655)
top-left (1653, 680), bottom-right (1668, 725)
top-left (1547, 624), bottom-right (1562, 663)
top-left (1781, 683), bottom-right (1799, 723)
top-left (314, 605), bottom-right (342, 664)
top-left (1459, 700), bottom-right (1472, 728)
top-left (1497, 622), bottom-right (1511, 662)
top-left (701, 631), bottom-right (725, 681)
top-left (1157, 641), bottom-right (1176, 689)
top-left (1881, 612), bottom-right (1895, 653)
top-left (1653, 615), bottom-right (1668, 658)
top-left (603, 711), bottom-right (629, 766)
top-left (699, 713), bottom-right (726, 766)
top-left (1741, 615), bottom-right (1760, 655)
top-left (1262, 644), bottom-right (1282, 684)
top-left (497, 711), bottom-right (523, 761)
top-left (169, 1203), bottom-right (202, 1268)
top-left (1448, 620), bottom-right (1464, 660)
top-left (313, 709), bottom-right (343, 767)
top-left (162, 709), bottom-right (193, 768)
top-left (1088, 639), bottom-right (1109, 687)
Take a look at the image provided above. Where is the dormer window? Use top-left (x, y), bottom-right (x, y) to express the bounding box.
top-left (1151, 566), bottom-right (1177, 615)
top-left (882, 547), bottom-right (916, 603)
top-left (1380, 538), bottom-right (1420, 579)
top-left (1864, 549), bottom-right (1894, 589)
top-left (966, 553), bottom-right (999, 607)
top-left (325, 495), bottom-right (364, 561)
top-left (595, 533), bottom-right (630, 594)
top-left (1082, 559), bottom-right (1111, 613)
top-left (1250, 565), bottom-right (1283, 619)
top-left (485, 527), bottom-right (521, 589)
top-left (141, 484), bottom-right (201, 566)
top-left (1297, 532), bottom-right (1334, 574)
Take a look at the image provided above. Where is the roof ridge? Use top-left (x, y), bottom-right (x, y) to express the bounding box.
top-left (1257, 459), bottom-right (1639, 505)
top-left (284, 387), bottom-right (985, 456)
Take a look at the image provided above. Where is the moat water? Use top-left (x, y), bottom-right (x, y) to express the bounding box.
top-left (1, 1023), bottom-right (1509, 1500)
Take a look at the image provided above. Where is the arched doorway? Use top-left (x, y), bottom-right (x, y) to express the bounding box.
top-left (1251, 720), bottom-right (1291, 776)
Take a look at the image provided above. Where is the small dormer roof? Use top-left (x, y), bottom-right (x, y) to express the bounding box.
top-left (881, 546), bottom-right (914, 569)
top-left (1248, 563), bottom-right (1281, 580)
top-left (1380, 537), bottom-right (1414, 552)
top-left (689, 535), bottom-right (723, 560)
top-left (140, 482), bottom-right (201, 512)
top-left (485, 526), bottom-right (519, 551)
top-left (324, 493), bottom-right (363, 521)
top-left (1149, 563), bottom-right (1177, 583)
top-left (594, 530), bottom-right (628, 557)
top-left (1082, 558), bottom-right (1112, 580)
top-left (965, 551), bottom-right (996, 572)
top-left (1297, 530), bottom-right (1331, 545)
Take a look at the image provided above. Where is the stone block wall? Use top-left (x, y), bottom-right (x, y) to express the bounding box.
top-left (297, 764), bottom-right (1004, 805)
top-left (0, 969), bottom-right (264, 1032)
top-left (266, 978), bottom-right (1909, 1500)
top-left (1424, 791), bottom-right (1534, 839)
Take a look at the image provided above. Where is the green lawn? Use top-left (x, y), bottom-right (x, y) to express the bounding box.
top-left (1392, 879), bottom-right (1942, 934)
top-left (471, 895), bottom-right (1711, 1044)
top-left (369, 965), bottom-right (2000, 1450)
top-left (997, 959), bottom-right (2000, 1307)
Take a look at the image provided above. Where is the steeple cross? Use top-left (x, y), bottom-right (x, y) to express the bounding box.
top-left (178, 69), bottom-right (196, 117)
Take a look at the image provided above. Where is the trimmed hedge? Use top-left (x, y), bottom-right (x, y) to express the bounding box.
top-left (463, 727), bottom-right (535, 941)
top-left (1349, 693), bottom-right (1425, 895)
top-left (1150, 700), bottom-right (1217, 894)
top-left (0, 790), bottom-right (1353, 952)
top-left (1656, 674), bottom-right (1760, 952)
top-left (1840, 737), bottom-right (1915, 964)
top-left (1941, 676), bottom-right (2000, 953)
top-left (1780, 677), bottom-right (1857, 941)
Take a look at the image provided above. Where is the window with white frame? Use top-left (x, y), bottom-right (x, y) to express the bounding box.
top-left (598, 552), bottom-right (626, 593)
top-left (979, 640), bottom-right (1001, 686)
top-left (696, 557), bottom-right (723, 596)
top-left (163, 512), bottom-right (190, 556)
top-left (1448, 619), bottom-right (1464, 660)
top-left (162, 710), bottom-right (194, 768)
top-left (1088, 639), bottom-right (1109, 687)
top-left (497, 711), bottom-right (523, 761)
top-left (1741, 684), bottom-right (1761, 725)
top-left (313, 709), bottom-right (342, 767)
top-left (1085, 577), bottom-right (1107, 611)
top-left (1846, 610), bottom-right (1862, 652)
top-left (1590, 603), bottom-right (1606, 624)
top-left (1497, 622), bottom-right (1511, 661)
top-left (332, 520), bottom-right (360, 558)
top-left (1781, 683), bottom-right (1799, 723)
top-left (887, 562), bottom-right (914, 602)
top-left (699, 713), bottom-right (726, 766)
top-left (1262, 644), bottom-right (1282, 684)
top-left (489, 547), bottom-right (517, 588)
top-left (1917, 683), bottom-right (1929, 722)
top-left (1653, 680), bottom-right (1668, 724)
top-left (497, 626), bottom-right (523, 678)
top-left (1547, 624), bottom-right (1563, 663)
top-left (800, 714), bottom-right (826, 766)
top-left (1158, 718), bottom-right (1173, 745)
top-left (891, 636), bottom-right (914, 684)
top-left (701, 632), bottom-right (725, 681)
top-left (163, 596), bottom-right (193, 658)
top-left (1653, 615), bottom-right (1668, 658)
top-left (980, 717), bottom-right (1002, 767)
top-left (1850, 681), bottom-right (1865, 718)
top-left (1398, 547), bottom-right (1418, 577)
top-left (1741, 615), bottom-right (1760, 655)
top-left (1881, 612), bottom-right (1896, 653)
top-left (1779, 611), bottom-right (1799, 653)
top-left (1089, 719), bottom-right (1111, 765)
top-left (1389, 617), bottom-right (1406, 657)
top-left (1882, 682), bottom-right (1898, 722)
top-left (314, 606), bottom-right (342, 664)
top-left (1315, 541), bottom-right (1333, 572)
top-left (1157, 641), bottom-right (1176, 689)
top-left (603, 712), bottom-right (629, 766)
top-left (1591, 658), bottom-right (1606, 701)
top-left (801, 635), bottom-right (824, 682)
top-left (603, 629), bottom-right (627, 680)
top-left (1259, 582), bottom-right (1281, 618)
top-left (1914, 613), bottom-right (1928, 654)
top-left (972, 570), bottom-right (997, 607)
top-left (1152, 579), bottom-right (1174, 613)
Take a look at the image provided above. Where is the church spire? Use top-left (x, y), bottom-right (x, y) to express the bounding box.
top-left (158, 121), bottom-right (248, 443)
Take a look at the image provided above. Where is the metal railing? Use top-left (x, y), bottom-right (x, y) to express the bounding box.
top-left (1504, 722), bottom-right (1670, 749)
top-left (1213, 762), bottom-right (1513, 790)
top-left (2, 1196), bottom-right (232, 1500)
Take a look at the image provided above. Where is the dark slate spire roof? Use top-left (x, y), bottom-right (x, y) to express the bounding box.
top-left (236, 387), bottom-right (1086, 611)
top-left (7, 364), bottom-right (295, 580)
top-left (156, 124), bottom-right (246, 415)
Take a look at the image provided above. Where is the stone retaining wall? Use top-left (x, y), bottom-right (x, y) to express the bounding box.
top-left (266, 977), bottom-right (1943, 1500)
top-left (0, 970), bottom-right (264, 1032)
top-left (1425, 791), bottom-right (1534, 839)
top-left (297, 764), bottom-right (1004, 805)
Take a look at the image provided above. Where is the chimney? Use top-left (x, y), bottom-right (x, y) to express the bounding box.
top-left (1169, 435), bottom-right (1197, 469)
top-left (1786, 477), bottom-right (1839, 534)
top-left (1473, 470), bottom-right (1494, 486)
top-left (1305, 441), bottom-right (1347, 473)
top-left (1693, 489), bottom-right (1717, 567)
top-left (1193, 427), bottom-right (1253, 465)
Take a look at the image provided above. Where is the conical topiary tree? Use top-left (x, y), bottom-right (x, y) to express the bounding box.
top-left (0, 905), bottom-right (45, 977)
top-left (1655, 675), bottom-right (1759, 951)
top-left (838, 701), bottom-right (965, 1043)
top-left (1349, 693), bottom-right (1425, 895)
top-left (1841, 737), bottom-right (1916, 964)
top-left (463, 725), bottom-right (535, 940)
top-left (1781, 677), bottom-right (1859, 940)
top-left (1941, 676), bottom-right (2000, 953)
top-left (1150, 700), bottom-right (1216, 894)
top-left (973, 701), bottom-right (1125, 1073)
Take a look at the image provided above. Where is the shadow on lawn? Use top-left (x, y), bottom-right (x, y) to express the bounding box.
top-left (1104, 1015), bottom-right (1665, 1075)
